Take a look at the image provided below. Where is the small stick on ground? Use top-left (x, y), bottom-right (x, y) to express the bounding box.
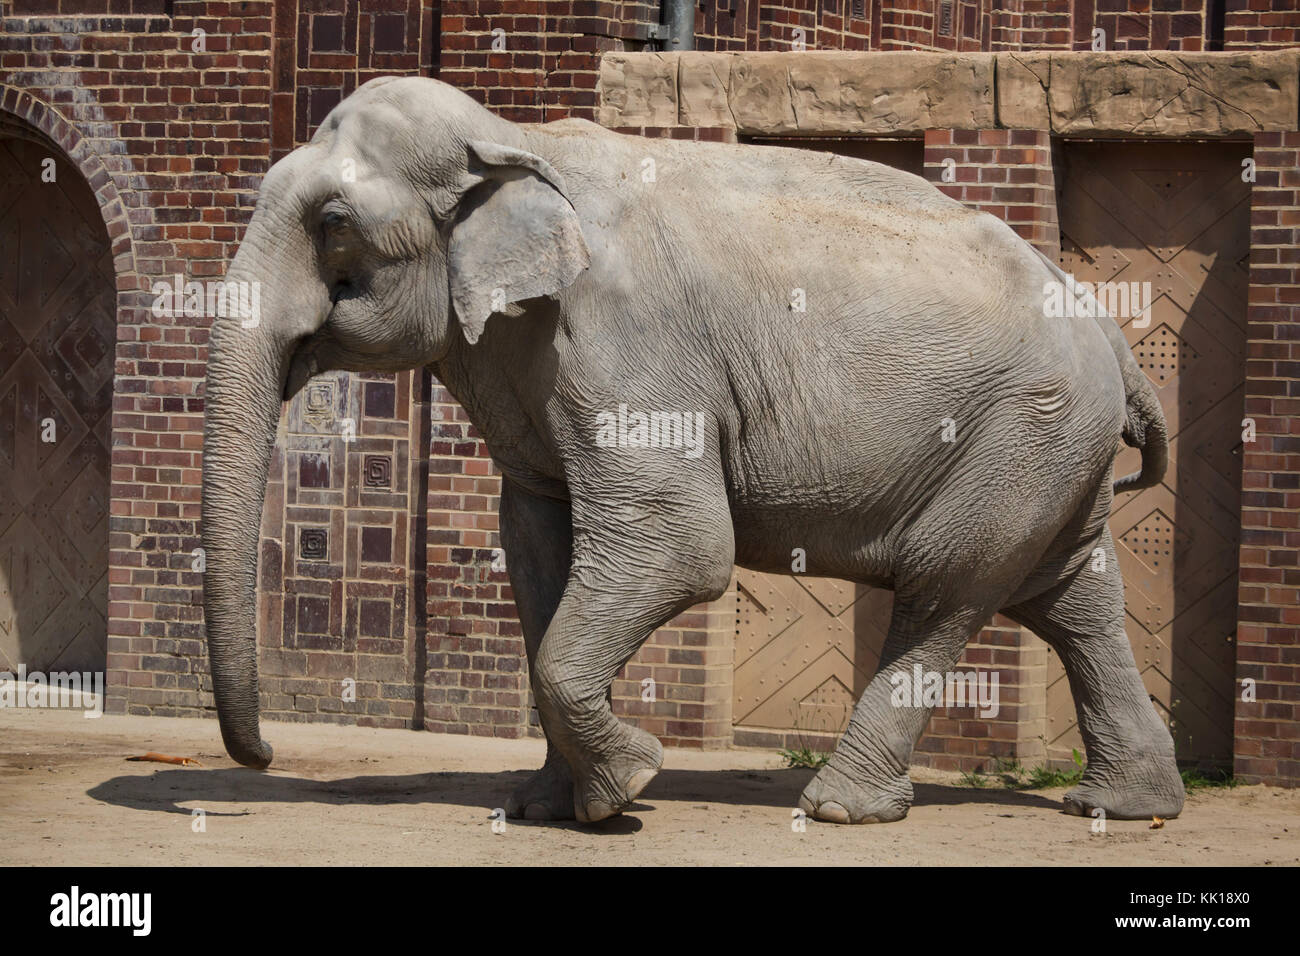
top-left (126, 752), bottom-right (202, 767)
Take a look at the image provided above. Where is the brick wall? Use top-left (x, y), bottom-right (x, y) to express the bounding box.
top-left (758, 0), bottom-right (870, 50)
top-left (1226, 0), bottom-right (1300, 49)
top-left (612, 595), bottom-right (736, 749)
top-left (1079, 0), bottom-right (1211, 51)
top-left (1235, 130), bottom-right (1300, 786)
top-left (253, 0), bottom-right (440, 729)
top-left (11, 0), bottom-right (166, 13)
top-left (438, 0), bottom-right (658, 123)
top-left (271, 0), bottom-right (438, 164)
top-left (914, 617), bottom-right (1050, 771)
top-left (1002, 2), bottom-right (1086, 52)
top-left (696, 0), bottom-right (757, 49)
top-left (422, 382), bottom-right (526, 736)
top-left (924, 127), bottom-right (1060, 254)
top-left (0, 1), bottom-right (438, 726)
top-left (0, 2), bottom-right (276, 717)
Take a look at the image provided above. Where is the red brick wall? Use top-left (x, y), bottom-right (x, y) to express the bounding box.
top-left (11, 0), bottom-right (166, 12)
top-left (997, 2), bottom-right (1074, 52)
top-left (696, 0), bottom-right (759, 49)
top-left (1235, 130), bottom-right (1300, 786)
top-left (925, 127), bottom-right (1060, 253)
top-left (0, 2), bottom-right (276, 716)
top-left (1075, 1), bottom-right (1211, 51)
top-left (613, 600), bottom-right (736, 749)
top-left (438, 0), bottom-right (658, 122)
top-left (1226, 0), bottom-right (1300, 49)
top-left (252, 1), bottom-right (440, 729)
top-left (422, 383), bottom-right (527, 736)
top-left (272, 0), bottom-right (439, 163)
top-left (758, 0), bottom-right (870, 50)
top-left (0, 1), bottom-right (437, 726)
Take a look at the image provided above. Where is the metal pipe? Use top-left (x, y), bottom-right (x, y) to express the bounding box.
top-left (662, 0), bottom-right (695, 51)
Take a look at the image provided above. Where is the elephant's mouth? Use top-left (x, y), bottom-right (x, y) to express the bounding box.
top-left (283, 345), bottom-right (319, 401)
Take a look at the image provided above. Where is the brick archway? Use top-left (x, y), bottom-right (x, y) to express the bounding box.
top-left (0, 87), bottom-right (136, 292)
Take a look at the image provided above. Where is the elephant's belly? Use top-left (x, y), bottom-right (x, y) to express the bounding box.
top-left (726, 499), bottom-right (898, 587)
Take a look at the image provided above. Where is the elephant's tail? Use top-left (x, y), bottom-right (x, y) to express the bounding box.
top-left (1031, 248), bottom-right (1168, 494)
top-left (1112, 364), bottom-right (1168, 493)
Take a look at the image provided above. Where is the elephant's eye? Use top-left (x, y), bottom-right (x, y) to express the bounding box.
top-left (322, 210), bottom-right (347, 234)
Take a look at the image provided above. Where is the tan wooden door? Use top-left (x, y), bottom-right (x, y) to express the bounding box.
top-left (1051, 141), bottom-right (1249, 766)
top-left (0, 137), bottom-right (113, 673)
top-left (734, 571), bottom-right (894, 744)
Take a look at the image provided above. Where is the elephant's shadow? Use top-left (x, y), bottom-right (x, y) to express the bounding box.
top-left (85, 766), bottom-right (1063, 830)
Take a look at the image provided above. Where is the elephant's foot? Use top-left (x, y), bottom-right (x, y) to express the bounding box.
top-left (572, 725), bottom-right (663, 824)
top-left (505, 752), bottom-right (576, 821)
top-left (798, 760), bottom-right (912, 824)
top-left (1062, 756), bottom-right (1185, 821)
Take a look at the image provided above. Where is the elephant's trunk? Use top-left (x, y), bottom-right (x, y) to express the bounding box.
top-left (200, 263), bottom-right (302, 769)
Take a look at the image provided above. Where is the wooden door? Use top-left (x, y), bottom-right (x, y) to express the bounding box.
top-left (0, 137), bottom-right (114, 674)
top-left (1052, 141), bottom-right (1249, 767)
top-left (733, 572), bottom-right (895, 746)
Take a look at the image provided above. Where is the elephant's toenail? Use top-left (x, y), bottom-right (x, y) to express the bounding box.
top-left (580, 800), bottom-right (616, 823)
top-left (523, 803), bottom-right (551, 820)
top-left (815, 801), bottom-right (851, 824)
top-left (625, 768), bottom-right (656, 800)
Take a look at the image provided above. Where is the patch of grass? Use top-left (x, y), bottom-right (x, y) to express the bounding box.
top-left (1023, 762), bottom-right (1085, 789)
top-left (960, 769), bottom-right (992, 788)
top-left (1181, 768), bottom-right (1240, 792)
top-left (959, 750), bottom-right (1087, 790)
top-left (779, 747), bottom-right (830, 770)
top-left (959, 754), bottom-right (1243, 795)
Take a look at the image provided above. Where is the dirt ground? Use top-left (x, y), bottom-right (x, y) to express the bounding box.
top-left (2, 707), bottom-right (1296, 866)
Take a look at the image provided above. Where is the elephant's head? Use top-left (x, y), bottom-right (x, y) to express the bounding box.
top-left (200, 77), bottom-right (590, 768)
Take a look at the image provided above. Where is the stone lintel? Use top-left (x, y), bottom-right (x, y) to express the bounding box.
top-left (597, 50), bottom-right (1300, 138)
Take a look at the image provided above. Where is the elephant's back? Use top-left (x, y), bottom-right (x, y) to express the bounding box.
top-left (545, 119), bottom-right (1110, 404)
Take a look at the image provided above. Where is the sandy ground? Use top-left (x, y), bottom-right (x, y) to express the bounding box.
top-left (1, 707), bottom-right (1296, 866)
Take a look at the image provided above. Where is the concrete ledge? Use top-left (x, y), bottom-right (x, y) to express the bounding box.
top-left (999, 51), bottom-right (1300, 136)
top-left (598, 50), bottom-right (1300, 137)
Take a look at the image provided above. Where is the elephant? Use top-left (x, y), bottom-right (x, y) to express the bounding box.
top-left (201, 74), bottom-right (1186, 825)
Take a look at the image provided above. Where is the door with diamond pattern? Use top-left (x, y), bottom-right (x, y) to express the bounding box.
top-left (1051, 141), bottom-right (1248, 766)
top-left (734, 570), bottom-right (894, 744)
top-left (0, 137), bottom-right (113, 674)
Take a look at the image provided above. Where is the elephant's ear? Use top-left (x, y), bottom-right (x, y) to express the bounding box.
top-left (448, 141), bottom-right (590, 345)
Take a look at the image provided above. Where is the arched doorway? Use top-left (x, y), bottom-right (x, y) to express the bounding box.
top-left (0, 133), bottom-right (114, 674)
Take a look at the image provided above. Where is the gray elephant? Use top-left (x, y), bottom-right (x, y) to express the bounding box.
top-left (201, 75), bottom-right (1185, 825)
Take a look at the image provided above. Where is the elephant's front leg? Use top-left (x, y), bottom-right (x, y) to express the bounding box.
top-left (532, 504), bottom-right (735, 823)
top-left (497, 480), bottom-right (579, 821)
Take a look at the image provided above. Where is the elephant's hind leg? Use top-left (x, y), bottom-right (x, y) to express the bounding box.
top-left (1004, 529), bottom-right (1185, 820)
top-left (498, 480), bottom-right (577, 821)
top-left (799, 596), bottom-right (996, 824)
